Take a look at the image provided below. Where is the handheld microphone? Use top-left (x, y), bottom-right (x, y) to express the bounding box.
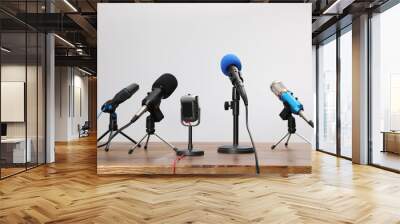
top-left (271, 81), bottom-right (314, 128)
top-left (131, 73), bottom-right (178, 123)
top-left (220, 54), bottom-right (248, 105)
top-left (101, 83), bottom-right (139, 113)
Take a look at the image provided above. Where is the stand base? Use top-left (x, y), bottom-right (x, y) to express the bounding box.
top-left (218, 145), bottom-right (255, 154)
top-left (176, 149), bottom-right (204, 156)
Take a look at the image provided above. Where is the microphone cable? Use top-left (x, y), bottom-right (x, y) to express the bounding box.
top-left (245, 105), bottom-right (260, 174)
top-left (97, 111), bottom-right (103, 120)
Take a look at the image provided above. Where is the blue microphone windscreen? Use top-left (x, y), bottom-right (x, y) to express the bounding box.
top-left (220, 54), bottom-right (242, 76)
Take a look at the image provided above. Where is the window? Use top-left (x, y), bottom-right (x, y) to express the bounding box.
top-left (317, 26), bottom-right (353, 159)
top-left (0, 2), bottom-right (47, 179)
top-left (339, 28), bottom-right (352, 158)
top-left (370, 3), bottom-right (400, 171)
top-left (317, 36), bottom-right (337, 154)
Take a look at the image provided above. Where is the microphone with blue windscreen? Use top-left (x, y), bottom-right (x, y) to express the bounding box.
top-left (218, 54), bottom-right (260, 174)
top-left (220, 54), bottom-right (248, 105)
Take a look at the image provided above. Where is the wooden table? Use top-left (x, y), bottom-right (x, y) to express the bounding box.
top-left (382, 131), bottom-right (400, 154)
top-left (97, 142), bottom-right (312, 175)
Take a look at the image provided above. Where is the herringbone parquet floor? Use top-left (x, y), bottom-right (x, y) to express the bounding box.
top-left (1, 135), bottom-right (400, 224)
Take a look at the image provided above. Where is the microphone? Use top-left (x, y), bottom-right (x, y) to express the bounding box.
top-left (102, 74), bottom-right (177, 151)
top-left (270, 81), bottom-right (314, 128)
top-left (101, 83), bottom-right (139, 113)
top-left (220, 54), bottom-right (248, 105)
top-left (131, 73), bottom-right (178, 123)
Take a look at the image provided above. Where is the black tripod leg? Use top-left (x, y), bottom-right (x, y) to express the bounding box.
top-left (129, 134), bottom-right (148, 154)
top-left (120, 131), bottom-right (141, 147)
top-left (154, 133), bottom-right (178, 152)
top-left (271, 133), bottom-right (289, 150)
top-left (97, 142), bottom-right (109, 148)
top-left (97, 130), bottom-right (110, 142)
top-left (144, 135), bottom-right (150, 150)
top-left (295, 133), bottom-right (312, 144)
top-left (285, 134), bottom-right (292, 147)
top-left (104, 129), bottom-right (114, 152)
top-left (97, 130), bottom-right (111, 148)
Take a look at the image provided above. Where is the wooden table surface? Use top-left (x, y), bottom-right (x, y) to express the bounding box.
top-left (97, 142), bottom-right (311, 175)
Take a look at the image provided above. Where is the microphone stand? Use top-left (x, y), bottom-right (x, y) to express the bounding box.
top-left (176, 111), bottom-right (204, 156)
top-left (128, 115), bottom-right (178, 154)
top-left (97, 110), bottom-right (140, 151)
top-left (271, 103), bottom-right (311, 150)
top-left (102, 100), bottom-right (165, 151)
top-left (218, 86), bottom-right (255, 154)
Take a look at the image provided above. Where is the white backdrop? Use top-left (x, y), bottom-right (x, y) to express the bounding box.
top-left (98, 3), bottom-right (313, 143)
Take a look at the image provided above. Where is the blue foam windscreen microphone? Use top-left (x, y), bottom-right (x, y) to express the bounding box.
top-left (271, 81), bottom-right (314, 128)
top-left (221, 54), bottom-right (242, 76)
top-left (220, 54), bottom-right (248, 105)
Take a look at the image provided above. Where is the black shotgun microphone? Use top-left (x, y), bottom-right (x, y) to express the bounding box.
top-left (112, 83), bottom-right (139, 107)
top-left (131, 73), bottom-right (178, 123)
top-left (103, 74), bottom-right (178, 150)
top-left (101, 83), bottom-right (139, 113)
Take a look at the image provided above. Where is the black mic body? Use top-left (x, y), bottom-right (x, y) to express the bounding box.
top-left (228, 65), bottom-right (248, 106)
top-left (101, 83), bottom-right (139, 113)
top-left (130, 74), bottom-right (178, 123)
top-left (111, 83), bottom-right (139, 107)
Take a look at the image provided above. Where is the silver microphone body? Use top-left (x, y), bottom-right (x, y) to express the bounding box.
top-left (270, 81), bottom-right (314, 128)
top-left (131, 106), bottom-right (148, 123)
top-left (270, 81), bottom-right (288, 98)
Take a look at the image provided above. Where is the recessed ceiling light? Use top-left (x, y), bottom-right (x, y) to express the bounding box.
top-left (63, 0), bottom-right (78, 12)
top-left (1, 47), bottom-right (11, 53)
top-left (54, 34), bottom-right (75, 48)
top-left (78, 67), bottom-right (93, 76)
top-left (322, 0), bottom-right (354, 15)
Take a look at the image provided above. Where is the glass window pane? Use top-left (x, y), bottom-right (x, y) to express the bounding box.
top-left (1, 31), bottom-right (27, 178)
top-left (318, 37), bottom-right (337, 154)
top-left (371, 4), bottom-right (400, 171)
top-left (38, 33), bottom-right (45, 165)
top-left (27, 31), bottom-right (38, 169)
top-left (340, 29), bottom-right (352, 158)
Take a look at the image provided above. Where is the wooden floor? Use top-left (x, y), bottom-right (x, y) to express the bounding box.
top-left (0, 167), bottom-right (26, 178)
top-left (98, 142), bottom-right (311, 175)
top-left (1, 135), bottom-right (400, 223)
top-left (373, 151), bottom-right (400, 171)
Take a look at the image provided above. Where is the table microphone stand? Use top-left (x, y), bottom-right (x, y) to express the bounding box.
top-left (176, 115), bottom-right (204, 156)
top-left (271, 104), bottom-right (311, 150)
top-left (97, 111), bottom-right (140, 151)
top-left (218, 86), bottom-right (254, 154)
top-left (128, 115), bottom-right (178, 154)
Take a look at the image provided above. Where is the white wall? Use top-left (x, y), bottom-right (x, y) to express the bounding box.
top-left (98, 3), bottom-right (313, 142)
top-left (55, 67), bottom-right (89, 141)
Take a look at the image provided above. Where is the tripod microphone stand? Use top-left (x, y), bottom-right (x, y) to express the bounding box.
top-left (97, 111), bottom-right (140, 151)
top-left (218, 86), bottom-right (254, 154)
top-left (271, 104), bottom-right (311, 150)
top-left (128, 115), bottom-right (178, 154)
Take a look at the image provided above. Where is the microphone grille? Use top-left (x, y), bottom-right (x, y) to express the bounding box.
top-left (152, 73), bottom-right (178, 99)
